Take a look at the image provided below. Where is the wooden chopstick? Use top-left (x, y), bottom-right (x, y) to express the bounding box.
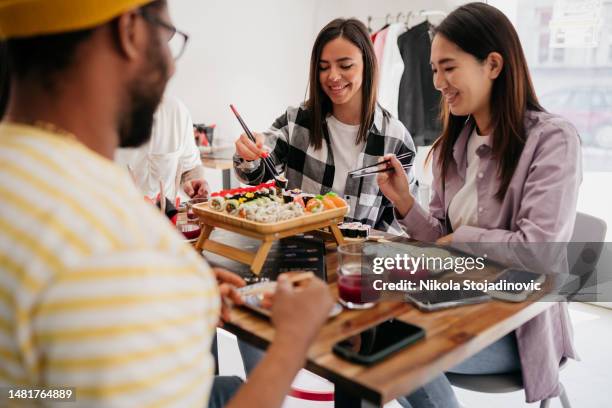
top-left (237, 272), bottom-right (315, 297)
top-left (229, 104), bottom-right (280, 178)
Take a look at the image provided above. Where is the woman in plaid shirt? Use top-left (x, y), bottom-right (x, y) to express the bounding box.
top-left (234, 18), bottom-right (416, 233)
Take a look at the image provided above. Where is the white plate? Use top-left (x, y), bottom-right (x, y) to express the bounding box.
top-left (243, 296), bottom-right (342, 319)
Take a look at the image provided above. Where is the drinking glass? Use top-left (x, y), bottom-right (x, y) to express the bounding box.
top-left (337, 243), bottom-right (379, 309)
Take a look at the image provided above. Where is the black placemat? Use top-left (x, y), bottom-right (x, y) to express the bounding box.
top-left (201, 229), bottom-right (327, 282)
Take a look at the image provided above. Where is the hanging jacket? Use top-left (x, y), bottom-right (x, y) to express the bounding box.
top-left (397, 21), bottom-right (442, 146)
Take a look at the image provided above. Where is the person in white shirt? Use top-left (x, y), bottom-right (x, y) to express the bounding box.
top-left (116, 95), bottom-right (209, 200)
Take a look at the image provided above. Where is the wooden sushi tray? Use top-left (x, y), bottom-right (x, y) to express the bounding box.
top-left (192, 202), bottom-right (348, 274)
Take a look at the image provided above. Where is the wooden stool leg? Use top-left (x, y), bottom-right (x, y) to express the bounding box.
top-left (195, 225), bottom-right (214, 252)
top-left (250, 240), bottom-right (274, 275)
top-left (329, 223), bottom-right (345, 245)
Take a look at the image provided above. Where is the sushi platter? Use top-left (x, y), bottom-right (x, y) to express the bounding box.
top-left (193, 181), bottom-right (348, 274)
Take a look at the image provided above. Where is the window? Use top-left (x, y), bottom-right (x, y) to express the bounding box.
top-left (552, 47), bottom-right (565, 63)
top-left (491, 0), bottom-right (612, 242)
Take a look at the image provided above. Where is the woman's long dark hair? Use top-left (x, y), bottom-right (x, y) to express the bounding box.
top-left (306, 18), bottom-right (378, 150)
top-left (431, 2), bottom-right (544, 200)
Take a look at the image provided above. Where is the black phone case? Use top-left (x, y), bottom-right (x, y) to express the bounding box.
top-left (332, 323), bottom-right (425, 365)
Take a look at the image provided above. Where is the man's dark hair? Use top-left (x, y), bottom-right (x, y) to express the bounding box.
top-left (6, 29), bottom-right (95, 86)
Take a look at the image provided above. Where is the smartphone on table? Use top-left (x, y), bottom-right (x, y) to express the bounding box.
top-left (332, 319), bottom-right (425, 365)
top-left (487, 268), bottom-right (546, 302)
top-left (405, 289), bottom-right (491, 311)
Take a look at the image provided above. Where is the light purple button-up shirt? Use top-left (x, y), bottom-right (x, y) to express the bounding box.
top-left (399, 110), bottom-right (582, 402)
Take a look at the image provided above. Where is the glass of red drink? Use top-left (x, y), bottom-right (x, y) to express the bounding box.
top-left (178, 223), bottom-right (201, 240)
top-left (337, 243), bottom-right (378, 309)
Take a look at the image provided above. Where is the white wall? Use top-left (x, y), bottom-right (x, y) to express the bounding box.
top-left (166, 0), bottom-right (321, 146)
top-left (313, 0), bottom-right (460, 30)
top-left (165, 0), bottom-right (459, 189)
top-left (165, 0), bottom-right (463, 144)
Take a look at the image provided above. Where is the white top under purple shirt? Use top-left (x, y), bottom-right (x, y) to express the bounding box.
top-left (448, 128), bottom-right (490, 230)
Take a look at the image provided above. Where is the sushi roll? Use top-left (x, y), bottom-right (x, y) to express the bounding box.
top-left (305, 198), bottom-right (324, 213)
top-left (224, 199), bottom-right (240, 216)
top-left (321, 196), bottom-right (337, 210)
top-left (282, 190), bottom-right (293, 203)
top-left (210, 196), bottom-right (225, 212)
top-left (345, 223), bottom-right (359, 238)
top-left (288, 202), bottom-right (304, 214)
top-left (357, 224), bottom-right (370, 238)
top-left (255, 213), bottom-right (276, 223)
top-left (258, 197), bottom-right (272, 205)
top-left (274, 175), bottom-right (288, 189)
top-left (325, 192), bottom-right (347, 207)
top-left (231, 188), bottom-right (247, 201)
top-left (239, 203), bottom-right (258, 219)
top-left (301, 193), bottom-right (316, 205)
top-left (274, 175), bottom-right (288, 194)
top-left (293, 194), bottom-right (305, 208)
top-left (256, 187), bottom-right (271, 198)
top-left (270, 195), bottom-right (284, 204)
top-left (339, 223), bottom-right (349, 237)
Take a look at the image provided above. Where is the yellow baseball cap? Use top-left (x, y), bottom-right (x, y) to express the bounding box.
top-left (0, 0), bottom-right (155, 39)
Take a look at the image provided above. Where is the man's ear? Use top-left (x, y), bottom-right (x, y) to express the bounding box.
top-left (115, 11), bottom-right (143, 60)
top-left (487, 52), bottom-right (504, 80)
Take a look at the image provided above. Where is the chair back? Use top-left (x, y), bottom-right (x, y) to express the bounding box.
top-left (567, 212), bottom-right (607, 299)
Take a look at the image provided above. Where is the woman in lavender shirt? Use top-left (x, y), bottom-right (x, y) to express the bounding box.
top-left (379, 3), bottom-right (581, 406)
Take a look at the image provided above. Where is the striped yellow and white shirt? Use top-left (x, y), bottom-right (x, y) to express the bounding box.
top-left (0, 123), bottom-right (220, 407)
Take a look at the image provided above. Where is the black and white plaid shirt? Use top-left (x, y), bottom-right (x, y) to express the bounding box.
top-left (233, 104), bottom-right (416, 233)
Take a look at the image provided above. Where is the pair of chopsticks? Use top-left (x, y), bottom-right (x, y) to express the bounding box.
top-left (349, 151), bottom-right (415, 178)
top-left (230, 104), bottom-right (280, 178)
top-left (236, 272), bottom-right (315, 297)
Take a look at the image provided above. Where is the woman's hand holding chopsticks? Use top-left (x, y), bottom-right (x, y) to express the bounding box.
top-left (377, 154), bottom-right (415, 218)
top-left (235, 132), bottom-right (268, 161)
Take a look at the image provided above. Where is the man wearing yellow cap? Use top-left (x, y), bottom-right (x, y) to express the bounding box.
top-left (0, 1), bottom-right (333, 407)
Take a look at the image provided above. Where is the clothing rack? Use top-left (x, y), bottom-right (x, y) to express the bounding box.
top-left (366, 10), bottom-right (447, 32)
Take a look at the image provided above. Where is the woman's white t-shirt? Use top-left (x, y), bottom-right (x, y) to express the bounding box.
top-left (326, 115), bottom-right (364, 195)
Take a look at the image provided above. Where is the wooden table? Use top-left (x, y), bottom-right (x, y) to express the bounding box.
top-left (223, 239), bottom-right (554, 407)
top-left (201, 156), bottom-right (234, 190)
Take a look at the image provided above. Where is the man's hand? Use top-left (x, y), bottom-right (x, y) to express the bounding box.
top-left (270, 275), bottom-right (333, 351)
top-left (213, 268), bottom-right (245, 325)
top-left (377, 154), bottom-right (414, 218)
top-left (223, 274), bottom-right (333, 408)
top-left (183, 178), bottom-right (209, 198)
